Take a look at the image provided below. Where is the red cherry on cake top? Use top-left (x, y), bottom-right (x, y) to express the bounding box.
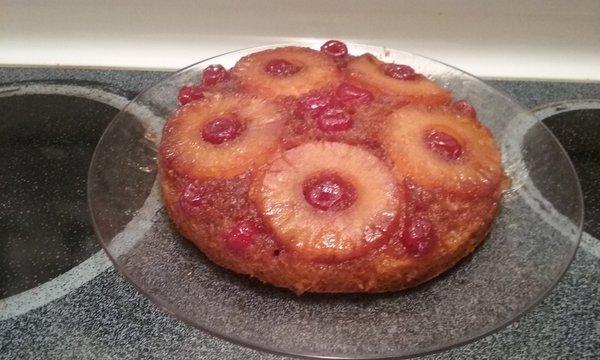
top-left (177, 85), bottom-right (204, 105)
top-left (296, 92), bottom-right (335, 118)
top-left (335, 82), bottom-right (374, 104)
top-left (303, 173), bottom-right (357, 211)
top-left (316, 106), bottom-right (353, 132)
top-left (424, 129), bottom-right (464, 160)
top-left (320, 40), bottom-right (348, 58)
top-left (385, 64), bottom-right (418, 81)
top-left (202, 64), bottom-right (229, 86)
top-left (401, 217), bottom-right (436, 256)
top-left (264, 59), bottom-right (301, 76)
top-left (225, 220), bottom-right (259, 255)
top-left (453, 99), bottom-right (477, 118)
top-left (201, 116), bottom-right (242, 144)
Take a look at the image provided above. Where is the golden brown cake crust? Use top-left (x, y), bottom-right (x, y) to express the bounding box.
top-left (158, 43), bottom-right (504, 294)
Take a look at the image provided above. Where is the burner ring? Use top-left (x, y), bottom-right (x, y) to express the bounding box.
top-left (0, 83), bottom-right (153, 319)
top-left (532, 98), bottom-right (600, 259)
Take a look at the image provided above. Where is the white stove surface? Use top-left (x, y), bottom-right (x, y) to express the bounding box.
top-left (1, 0), bottom-right (599, 81)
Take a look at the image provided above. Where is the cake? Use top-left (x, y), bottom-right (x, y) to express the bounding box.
top-left (158, 40), bottom-right (504, 294)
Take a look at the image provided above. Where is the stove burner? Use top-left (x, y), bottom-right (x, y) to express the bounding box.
top-left (533, 99), bottom-right (600, 256)
top-left (0, 84), bottom-right (129, 306)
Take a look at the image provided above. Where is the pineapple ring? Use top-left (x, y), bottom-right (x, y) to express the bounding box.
top-left (253, 141), bottom-right (402, 262)
top-left (232, 47), bottom-right (342, 99)
top-left (346, 54), bottom-right (451, 104)
top-left (160, 93), bottom-right (285, 180)
top-left (382, 105), bottom-right (502, 197)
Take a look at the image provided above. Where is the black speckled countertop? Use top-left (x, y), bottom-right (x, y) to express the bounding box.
top-left (0, 68), bottom-right (598, 359)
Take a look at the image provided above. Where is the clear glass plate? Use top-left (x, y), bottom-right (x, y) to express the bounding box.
top-left (87, 43), bottom-right (583, 359)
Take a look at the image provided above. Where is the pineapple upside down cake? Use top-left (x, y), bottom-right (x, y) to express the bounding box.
top-left (159, 40), bottom-right (505, 294)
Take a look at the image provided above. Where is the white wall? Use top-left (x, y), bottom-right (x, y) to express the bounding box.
top-left (1, 0), bottom-right (599, 80)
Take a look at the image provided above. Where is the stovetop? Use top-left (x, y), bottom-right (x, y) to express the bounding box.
top-left (0, 68), bottom-right (598, 359)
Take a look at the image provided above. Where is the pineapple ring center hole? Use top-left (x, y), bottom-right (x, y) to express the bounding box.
top-left (302, 172), bottom-right (357, 212)
top-left (201, 116), bottom-right (243, 144)
top-left (264, 59), bottom-right (302, 76)
top-left (423, 127), bottom-right (464, 160)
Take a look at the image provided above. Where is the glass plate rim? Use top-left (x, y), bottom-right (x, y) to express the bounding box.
top-left (87, 42), bottom-right (584, 359)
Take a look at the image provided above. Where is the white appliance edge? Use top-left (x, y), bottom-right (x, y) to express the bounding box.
top-left (1, 0), bottom-right (599, 81)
